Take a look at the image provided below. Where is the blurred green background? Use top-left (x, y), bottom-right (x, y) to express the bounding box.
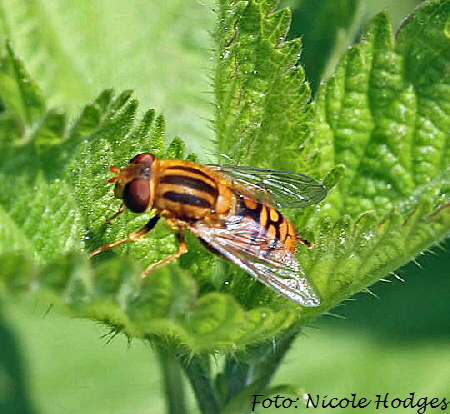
top-left (1, 1), bottom-right (449, 413)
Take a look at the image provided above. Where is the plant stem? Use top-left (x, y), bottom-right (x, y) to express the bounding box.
top-left (155, 344), bottom-right (188, 414)
top-left (253, 328), bottom-right (301, 393)
top-left (223, 327), bottom-right (302, 405)
top-left (223, 357), bottom-right (251, 403)
top-left (179, 353), bottom-right (221, 414)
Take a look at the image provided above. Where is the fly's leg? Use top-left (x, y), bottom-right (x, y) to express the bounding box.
top-left (297, 235), bottom-right (314, 248)
top-left (140, 233), bottom-right (187, 278)
top-left (105, 204), bottom-right (126, 224)
top-left (90, 215), bottom-right (187, 278)
top-left (89, 215), bottom-right (160, 257)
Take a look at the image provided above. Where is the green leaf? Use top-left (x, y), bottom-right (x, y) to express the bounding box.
top-left (0, 0), bottom-right (214, 157)
top-left (303, 1), bottom-right (450, 318)
top-left (0, 42), bottom-right (301, 354)
top-left (214, 0), bottom-right (317, 174)
top-left (0, 42), bottom-right (46, 130)
top-left (0, 175), bottom-right (86, 265)
top-left (0, 43), bottom-right (302, 352)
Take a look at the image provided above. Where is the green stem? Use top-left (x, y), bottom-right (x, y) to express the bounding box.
top-left (223, 357), bottom-right (251, 403)
top-left (224, 327), bottom-right (301, 405)
top-left (155, 344), bottom-right (188, 414)
top-left (253, 328), bottom-right (301, 393)
top-left (179, 353), bottom-right (221, 414)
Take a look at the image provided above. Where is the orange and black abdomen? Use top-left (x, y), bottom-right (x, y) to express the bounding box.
top-left (154, 160), bottom-right (228, 220)
top-left (234, 196), bottom-right (297, 254)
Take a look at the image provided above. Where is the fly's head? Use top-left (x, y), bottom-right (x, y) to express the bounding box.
top-left (109, 153), bottom-right (156, 213)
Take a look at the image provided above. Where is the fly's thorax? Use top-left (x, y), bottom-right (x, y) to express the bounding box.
top-left (153, 160), bottom-right (233, 221)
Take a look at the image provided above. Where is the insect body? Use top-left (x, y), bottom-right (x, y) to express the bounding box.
top-left (90, 153), bottom-right (327, 307)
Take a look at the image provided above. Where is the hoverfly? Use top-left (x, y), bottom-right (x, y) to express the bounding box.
top-left (89, 153), bottom-right (327, 307)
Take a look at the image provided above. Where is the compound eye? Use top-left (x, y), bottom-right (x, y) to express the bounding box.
top-left (123, 178), bottom-right (150, 213)
top-left (129, 153), bottom-right (155, 168)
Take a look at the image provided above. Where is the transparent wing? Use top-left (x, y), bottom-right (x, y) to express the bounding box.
top-left (207, 164), bottom-right (327, 209)
top-left (191, 219), bottom-right (320, 307)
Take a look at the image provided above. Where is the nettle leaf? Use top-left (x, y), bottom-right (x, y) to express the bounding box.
top-left (214, 0), bottom-right (449, 323)
top-left (0, 0), bottom-right (214, 157)
top-left (215, 0), bottom-right (317, 174)
top-left (302, 1), bottom-right (450, 318)
top-left (0, 42), bottom-right (298, 354)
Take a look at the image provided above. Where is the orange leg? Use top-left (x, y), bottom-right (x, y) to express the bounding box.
top-left (105, 204), bottom-right (126, 224)
top-left (89, 215), bottom-right (160, 258)
top-left (297, 235), bottom-right (314, 248)
top-left (140, 233), bottom-right (187, 278)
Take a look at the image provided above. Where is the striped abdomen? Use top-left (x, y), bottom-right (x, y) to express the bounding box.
top-left (154, 160), bottom-right (227, 220)
top-left (231, 196), bottom-right (297, 255)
